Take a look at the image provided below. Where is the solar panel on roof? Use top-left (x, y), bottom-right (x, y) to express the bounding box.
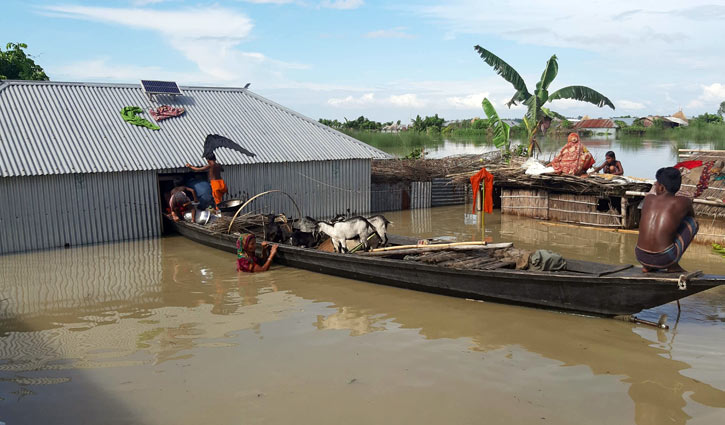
top-left (141, 80), bottom-right (182, 96)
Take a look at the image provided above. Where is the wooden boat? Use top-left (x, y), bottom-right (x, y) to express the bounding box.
top-left (169, 220), bottom-right (725, 317)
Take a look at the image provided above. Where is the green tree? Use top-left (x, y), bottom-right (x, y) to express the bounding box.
top-left (691, 113), bottom-right (723, 125)
top-left (481, 98), bottom-right (510, 151)
top-left (411, 114), bottom-right (445, 132)
top-left (0, 43), bottom-right (48, 80)
top-left (718, 101), bottom-right (725, 118)
top-left (474, 46), bottom-right (614, 155)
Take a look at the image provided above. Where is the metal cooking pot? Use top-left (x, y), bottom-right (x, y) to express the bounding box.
top-left (217, 199), bottom-right (245, 214)
top-left (183, 209), bottom-right (213, 225)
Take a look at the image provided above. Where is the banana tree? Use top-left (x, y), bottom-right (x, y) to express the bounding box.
top-left (474, 46), bottom-right (615, 155)
top-left (481, 98), bottom-right (510, 151)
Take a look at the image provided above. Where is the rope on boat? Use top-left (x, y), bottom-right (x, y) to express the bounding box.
top-left (227, 190), bottom-right (303, 234)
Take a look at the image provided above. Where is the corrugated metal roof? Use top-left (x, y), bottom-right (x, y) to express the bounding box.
top-left (0, 80), bottom-right (390, 177)
top-left (573, 119), bottom-right (616, 129)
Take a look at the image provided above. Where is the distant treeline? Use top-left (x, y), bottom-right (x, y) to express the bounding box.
top-left (617, 112), bottom-right (725, 140)
top-left (319, 114), bottom-right (445, 133)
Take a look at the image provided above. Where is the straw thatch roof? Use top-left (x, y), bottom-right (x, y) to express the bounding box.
top-left (483, 169), bottom-right (652, 196)
top-left (371, 151), bottom-right (523, 183)
top-left (681, 152), bottom-right (725, 218)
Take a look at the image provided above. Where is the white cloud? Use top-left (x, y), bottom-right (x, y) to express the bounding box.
top-left (50, 58), bottom-right (199, 83)
top-left (365, 27), bottom-right (414, 39)
top-left (700, 83), bottom-right (725, 101)
top-left (43, 5), bottom-right (253, 41)
top-left (413, 1), bottom-right (719, 52)
top-left (327, 92), bottom-right (425, 108)
top-left (446, 93), bottom-right (488, 109)
top-left (388, 93), bottom-right (425, 108)
top-left (617, 100), bottom-right (646, 110)
top-left (41, 5), bottom-right (305, 84)
top-left (131, 0), bottom-right (168, 5)
top-left (686, 83), bottom-right (725, 110)
top-left (320, 0), bottom-right (364, 10)
top-left (328, 92), bottom-right (376, 106)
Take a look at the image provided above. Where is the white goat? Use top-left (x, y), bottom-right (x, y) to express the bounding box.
top-left (316, 217), bottom-right (379, 253)
top-left (366, 215), bottom-right (391, 246)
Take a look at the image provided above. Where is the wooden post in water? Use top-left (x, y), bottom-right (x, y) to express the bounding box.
top-left (621, 196), bottom-right (628, 229)
top-left (476, 186), bottom-right (483, 211)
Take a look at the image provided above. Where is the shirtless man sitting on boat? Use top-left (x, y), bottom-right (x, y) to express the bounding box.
top-left (635, 167), bottom-right (698, 273)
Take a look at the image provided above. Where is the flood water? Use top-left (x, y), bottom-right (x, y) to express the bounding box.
top-left (2, 206), bottom-right (724, 424)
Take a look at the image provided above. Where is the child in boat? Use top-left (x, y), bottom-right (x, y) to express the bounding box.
top-left (237, 233), bottom-right (278, 273)
top-left (635, 167), bottom-right (698, 273)
top-left (592, 151), bottom-right (623, 175)
top-left (186, 153), bottom-right (227, 212)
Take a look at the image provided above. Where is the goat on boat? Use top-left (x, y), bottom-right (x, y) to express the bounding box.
top-left (315, 216), bottom-right (379, 253)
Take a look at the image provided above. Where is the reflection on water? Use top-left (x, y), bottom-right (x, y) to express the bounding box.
top-left (0, 208), bottom-right (724, 424)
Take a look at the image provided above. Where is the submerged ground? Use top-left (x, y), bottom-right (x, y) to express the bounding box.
top-left (1, 205), bottom-right (724, 425)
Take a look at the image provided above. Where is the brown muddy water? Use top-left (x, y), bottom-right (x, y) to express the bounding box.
top-left (1, 205), bottom-right (724, 425)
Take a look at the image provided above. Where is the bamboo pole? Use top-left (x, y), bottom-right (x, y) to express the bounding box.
top-left (358, 243), bottom-right (513, 257)
top-left (372, 241), bottom-right (489, 252)
top-left (625, 191), bottom-right (725, 206)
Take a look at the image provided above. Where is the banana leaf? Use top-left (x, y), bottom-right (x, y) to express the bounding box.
top-left (548, 85), bottom-right (615, 109)
top-left (482, 98), bottom-right (510, 150)
top-left (474, 46), bottom-right (530, 99)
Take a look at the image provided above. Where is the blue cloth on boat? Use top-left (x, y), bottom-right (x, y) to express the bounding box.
top-left (635, 216), bottom-right (698, 270)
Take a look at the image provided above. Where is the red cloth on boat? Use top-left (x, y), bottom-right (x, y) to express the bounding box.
top-left (149, 105), bottom-right (185, 122)
top-left (470, 167), bottom-right (494, 214)
top-left (674, 160), bottom-right (703, 170)
top-left (550, 133), bottom-right (595, 175)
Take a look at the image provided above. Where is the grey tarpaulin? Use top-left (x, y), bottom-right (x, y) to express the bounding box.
top-left (529, 249), bottom-right (567, 272)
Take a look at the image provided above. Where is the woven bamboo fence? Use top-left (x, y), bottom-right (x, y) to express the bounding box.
top-left (500, 189), bottom-right (548, 219)
top-left (548, 193), bottom-right (622, 227)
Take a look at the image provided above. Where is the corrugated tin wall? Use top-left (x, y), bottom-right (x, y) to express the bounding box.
top-left (0, 171), bottom-right (159, 254)
top-left (0, 160), bottom-right (371, 253)
top-left (221, 159), bottom-right (371, 219)
top-left (371, 181), bottom-right (432, 213)
top-left (431, 178), bottom-right (466, 206)
top-left (411, 182), bottom-right (432, 209)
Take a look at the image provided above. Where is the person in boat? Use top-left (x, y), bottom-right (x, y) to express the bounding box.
top-left (169, 179), bottom-right (199, 222)
top-left (592, 151), bottom-right (623, 175)
top-left (549, 133), bottom-right (595, 176)
top-left (186, 153), bottom-right (227, 212)
top-left (237, 233), bottom-right (278, 273)
top-left (635, 167), bottom-right (698, 273)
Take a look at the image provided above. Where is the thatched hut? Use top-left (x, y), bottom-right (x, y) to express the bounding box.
top-left (488, 170), bottom-right (651, 229)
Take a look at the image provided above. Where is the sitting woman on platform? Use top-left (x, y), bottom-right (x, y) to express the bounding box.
top-left (237, 233), bottom-right (278, 273)
top-left (592, 151), bottom-right (624, 175)
top-left (549, 133), bottom-right (595, 176)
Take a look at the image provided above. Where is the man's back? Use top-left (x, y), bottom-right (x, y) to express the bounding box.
top-left (208, 161), bottom-right (222, 180)
top-left (638, 194), bottom-right (692, 251)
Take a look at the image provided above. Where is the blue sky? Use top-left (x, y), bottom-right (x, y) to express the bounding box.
top-left (2, 0), bottom-right (725, 122)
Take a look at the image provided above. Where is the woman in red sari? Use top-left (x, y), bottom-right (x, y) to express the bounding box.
top-left (549, 133), bottom-right (595, 176)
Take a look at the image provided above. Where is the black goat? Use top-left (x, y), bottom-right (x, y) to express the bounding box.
top-left (289, 229), bottom-right (318, 248)
top-left (264, 214), bottom-right (285, 243)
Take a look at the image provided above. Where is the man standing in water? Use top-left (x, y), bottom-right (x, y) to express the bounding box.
top-left (635, 167), bottom-right (698, 273)
top-left (186, 153), bottom-right (228, 212)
